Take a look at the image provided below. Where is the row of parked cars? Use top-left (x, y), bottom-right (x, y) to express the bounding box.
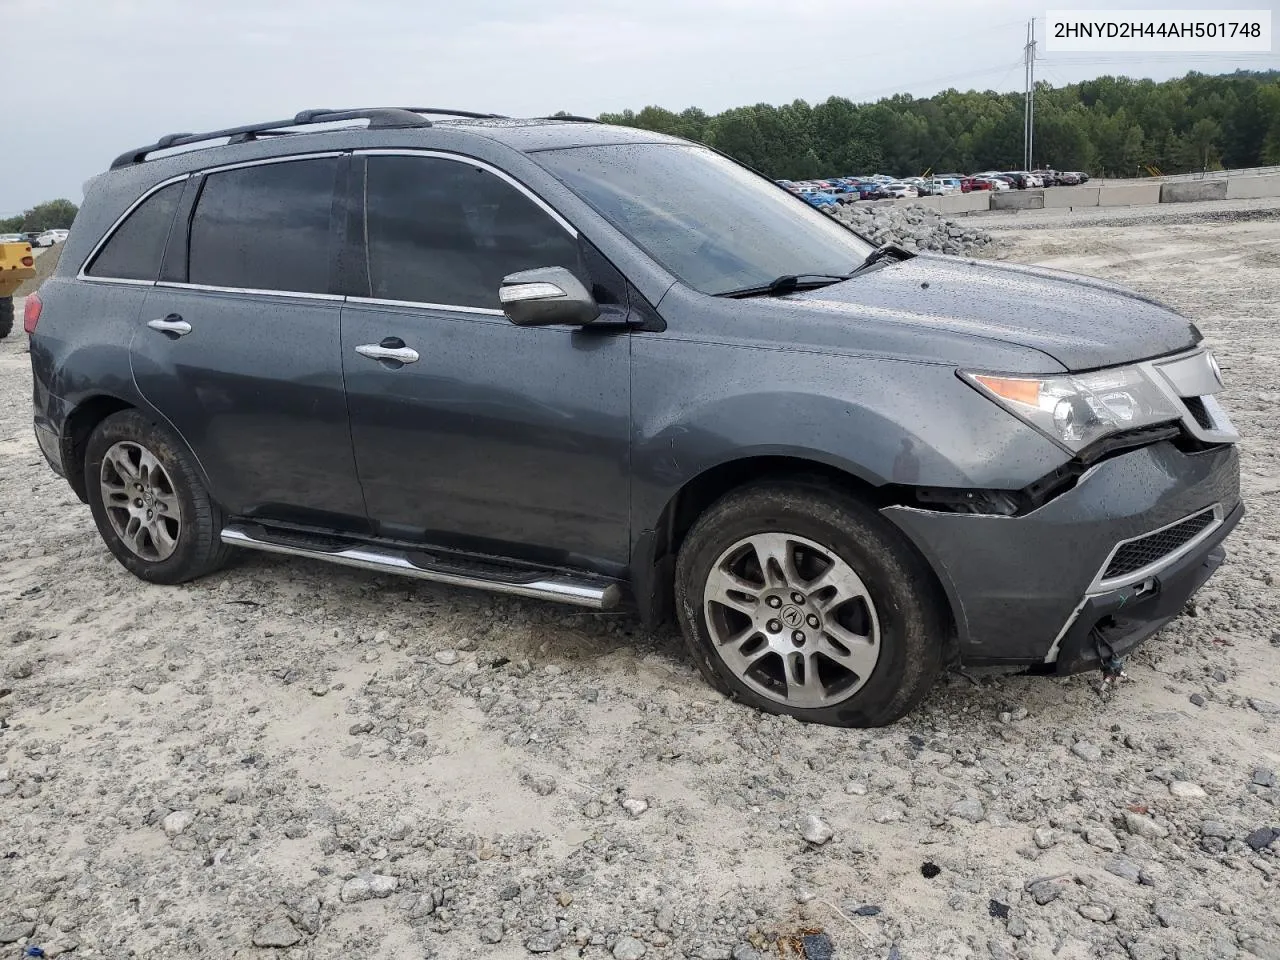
top-left (780, 169), bottom-right (1090, 207)
top-left (0, 229), bottom-right (69, 248)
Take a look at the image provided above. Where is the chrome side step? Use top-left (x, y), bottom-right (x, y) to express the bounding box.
top-left (220, 523), bottom-right (622, 610)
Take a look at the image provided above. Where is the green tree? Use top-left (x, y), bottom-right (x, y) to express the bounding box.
top-left (1178, 117), bottom-right (1223, 171)
top-left (19, 199), bottom-right (78, 232)
top-left (597, 69), bottom-right (1278, 179)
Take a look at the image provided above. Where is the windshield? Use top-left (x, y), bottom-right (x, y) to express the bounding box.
top-left (536, 143), bottom-right (873, 296)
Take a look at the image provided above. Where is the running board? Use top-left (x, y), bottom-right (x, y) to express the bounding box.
top-left (220, 523), bottom-right (621, 610)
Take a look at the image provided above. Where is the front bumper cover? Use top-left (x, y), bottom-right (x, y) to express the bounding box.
top-left (1050, 503), bottom-right (1237, 674)
top-left (882, 441), bottom-right (1241, 665)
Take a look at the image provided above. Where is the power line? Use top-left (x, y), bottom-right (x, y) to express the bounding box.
top-left (854, 59), bottom-right (1028, 101)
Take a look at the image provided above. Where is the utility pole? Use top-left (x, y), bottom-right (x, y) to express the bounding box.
top-left (1023, 18), bottom-right (1037, 170)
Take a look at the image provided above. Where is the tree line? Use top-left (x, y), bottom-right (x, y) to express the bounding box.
top-left (6, 71), bottom-right (1276, 233)
top-left (1, 198), bottom-right (78, 234)
top-left (596, 70), bottom-right (1280, 180)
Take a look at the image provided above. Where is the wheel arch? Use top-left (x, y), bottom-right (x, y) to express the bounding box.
top-left (61, 394), bottom-right (136, 502)
top-left (630, 454), bottom-right (957, 652)
top-left (60, 395), bottom-right (214, 507)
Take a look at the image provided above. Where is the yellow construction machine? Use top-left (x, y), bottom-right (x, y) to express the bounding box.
top-left (0, 239), bottom-right (37, 338)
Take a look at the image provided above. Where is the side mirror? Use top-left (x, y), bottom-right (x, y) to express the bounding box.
top-left (499, 266), bottom-right (599, 327)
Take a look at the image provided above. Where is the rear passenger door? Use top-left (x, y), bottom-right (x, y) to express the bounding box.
top-left (339, 152), bottom-right (632, 571)
top-left (131, 155), bottom-right (368, 528)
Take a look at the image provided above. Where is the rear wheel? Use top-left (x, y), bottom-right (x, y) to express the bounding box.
top-left (675, 481), bottom-right (946, 727)
top-left (85, 409), bottom-right (233, 584)
top-left (0, 296), bottom-right (13, 339)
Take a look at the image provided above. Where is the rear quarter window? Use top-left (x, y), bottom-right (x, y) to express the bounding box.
top-left (188, 157), bottom-right (340, 294)
top-left (85, 180), bottom-right (184, 281)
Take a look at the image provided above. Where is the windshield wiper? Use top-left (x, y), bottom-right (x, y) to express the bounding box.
top-left (716, 273), bottom-right (850, 298)
top-left (848, 243), bottom-right (911, 277)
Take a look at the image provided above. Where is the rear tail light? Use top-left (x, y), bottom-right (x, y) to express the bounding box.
top-left (23, 291), bottom-right (42, 334)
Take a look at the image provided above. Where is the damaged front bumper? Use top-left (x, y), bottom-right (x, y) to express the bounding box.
top-left (882, 441), bottom-right (1241, 669)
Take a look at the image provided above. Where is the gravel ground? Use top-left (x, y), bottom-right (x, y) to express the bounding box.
top-left (2, 209), bottom-right (1279, 960)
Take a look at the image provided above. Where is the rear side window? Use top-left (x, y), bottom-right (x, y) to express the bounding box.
top-left (363, 155), bottom-right (580, 309)
top-left (86, 181), bottom-right (183, 281)
top-left (188, 157), bottom-right (339, 294)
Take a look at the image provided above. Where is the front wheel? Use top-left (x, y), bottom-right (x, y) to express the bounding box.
top-left (675, 481), bottom-right (947, 727)
top-left (84, 409), bottom-right (233, 584)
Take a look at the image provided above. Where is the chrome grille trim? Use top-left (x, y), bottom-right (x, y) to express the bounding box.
top-left (1088, 504), bottom-right (1223, 595)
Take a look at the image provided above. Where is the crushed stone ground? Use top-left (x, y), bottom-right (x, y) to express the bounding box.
top-left (1, 207), bottom-right (1278, 960)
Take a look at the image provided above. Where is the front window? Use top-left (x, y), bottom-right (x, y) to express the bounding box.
top-left (536, 143), bottom-right (873, 296)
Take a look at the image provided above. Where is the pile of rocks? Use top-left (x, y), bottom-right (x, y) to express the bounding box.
top-left (831, 202), bottom-right (997, 255)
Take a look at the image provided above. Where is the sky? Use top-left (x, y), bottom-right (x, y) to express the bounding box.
top-left (2, 0), bottom-right (1277, 213)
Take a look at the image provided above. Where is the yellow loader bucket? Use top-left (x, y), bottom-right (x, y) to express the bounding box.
top-left (0, 240), bottom-right (37, 298)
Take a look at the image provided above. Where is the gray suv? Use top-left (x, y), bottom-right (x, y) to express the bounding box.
top-left (27, 108), bottom-right (1242, 727)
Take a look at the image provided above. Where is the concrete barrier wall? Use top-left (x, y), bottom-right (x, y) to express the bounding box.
top-left (991, 190), bottom-right (1044, 211)
top-left (892, 195), bottom-right (942, 210)
top-left (1043, 186), bottom-right (1101, 208)
top-left (1097, 183), bottom-right (1162, 206)
top-left (939, 192), bottom-right (992, 214)
top-left (838, 171), bottom-right (1280, 217)
top-left (1161, 180), bottom-right (1227, 202)
top-left (1226, 174), bottom-right (1280, 200)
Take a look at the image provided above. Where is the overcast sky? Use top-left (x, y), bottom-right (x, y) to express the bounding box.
top-left (3, 0), bottom-right (1277, 213)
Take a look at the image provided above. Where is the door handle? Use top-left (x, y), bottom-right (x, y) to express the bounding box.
top-left (147, 315), bottom-right (192, 337)
top-left (355, 341), bottom-right (419, 365)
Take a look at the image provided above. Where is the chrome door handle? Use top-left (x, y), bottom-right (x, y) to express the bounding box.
top-left (355, 344), bottom-right (420, 364)
top-left (147, 316), bottom-right (192, 337)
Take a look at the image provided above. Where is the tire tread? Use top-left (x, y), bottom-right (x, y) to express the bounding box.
top-left (674, 478), bottom-right (946, 727)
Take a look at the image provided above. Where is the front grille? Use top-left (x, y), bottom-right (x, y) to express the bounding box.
top-left (1182, 396), bottom-right (1214, 430)
top-left (1102, 508), bottom-right (1216, 581)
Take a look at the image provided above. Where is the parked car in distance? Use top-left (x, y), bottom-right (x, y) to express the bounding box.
top-left (977, 175), bottom-right (1012, 191)
top-left (35, 230), bottom-right (65, 247)
top-left (803, 191), bottom-right (841, 209)
top-left (934, 178), bottom-right (961, 195)
top-left (961, 177), bottom-right (993, 192)
top-left (0, 233), bottom-right (24, 244)
top-left (883, 181), bottom-right (920, 198)
top-left (847, 180), bottom-right (882, 200)
top-left (27, 108), bottom-right (1242, 728)
top-left (1062, 171), bottom-right (1089, 184)
top-left (1032, 169), bottom-right (1061, 187)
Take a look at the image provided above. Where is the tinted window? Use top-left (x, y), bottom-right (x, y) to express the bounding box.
top-left (189, 158), bottom-right (338, 293)
top-left (537, 144), bottom-right (873, 296)
top-left (364, 156), bottom-right (580, 309)
top-left (86, 181), bottom-right (183, 281)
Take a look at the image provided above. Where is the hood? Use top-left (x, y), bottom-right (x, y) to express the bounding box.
top-left (789, 255), bottom-right (1200, 371)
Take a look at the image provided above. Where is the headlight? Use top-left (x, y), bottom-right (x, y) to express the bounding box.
top-left (961, 365), bottom-right (1182, 453)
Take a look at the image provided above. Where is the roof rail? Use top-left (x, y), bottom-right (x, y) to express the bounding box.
top-left (403, 107), bottom-right (509, 120)
top-left (536, 114), bottom-right (600, 123)
top-left (109, 107), bottom-right (432, 170)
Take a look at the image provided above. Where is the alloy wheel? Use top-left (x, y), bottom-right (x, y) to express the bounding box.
top-left (99, 441), bottom-right (183, 562)
top-left (702, 532), bottom-right (881, 708)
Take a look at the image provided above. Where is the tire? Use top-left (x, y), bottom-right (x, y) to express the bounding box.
top-left (675, 480), bottom-right (946, 727)
top-left (84, 409), bottom-right (233, 584)
top-left (0, 297), bottom-right (13, 339)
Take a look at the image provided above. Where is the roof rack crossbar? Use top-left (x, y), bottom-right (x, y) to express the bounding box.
top-left (109, 108), bottom-right (433, 170)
